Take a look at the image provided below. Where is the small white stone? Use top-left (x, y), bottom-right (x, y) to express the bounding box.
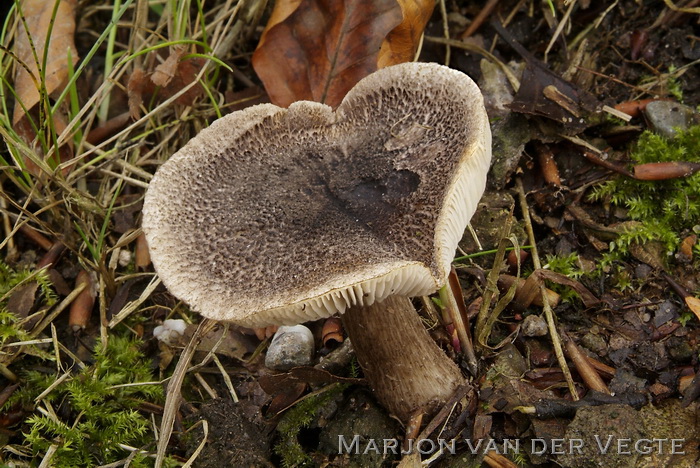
top-left (154, 319), bottom-right (188, 345)
top-left (265, 325), bottom-right (315, 371)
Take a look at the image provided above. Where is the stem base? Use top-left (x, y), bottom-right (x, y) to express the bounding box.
top-left (342, 295), bottom-right (464, 421)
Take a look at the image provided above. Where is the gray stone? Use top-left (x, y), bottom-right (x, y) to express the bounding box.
top-left (644, 101), bottom-right (699, 139)
top-left (265, 325), bottom-right (315, 371)
top-left (521, 314), bottom-right (548, 337)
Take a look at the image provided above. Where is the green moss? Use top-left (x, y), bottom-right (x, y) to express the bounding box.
top-left (0, 262), bottom-right (56, 348)
top-left (3, 335), bottom-right (163, 467)
top-left (543, 252), bottom-right (586, 303)
top-left (590, 125), bottom-right (700, 259)
top-left (274, 384), bottom-right (347, 468)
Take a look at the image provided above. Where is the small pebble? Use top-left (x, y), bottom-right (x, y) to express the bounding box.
top-left (644, 101), bottom-right (699, 139)
top-left (580, 332), bottom-right (607, 356)
top-left (521, 314), bottom-right (548, 337)
top-left (265, 325), bottom-right (315, 371)
top-left (634, 263), bottom-right (652, 279)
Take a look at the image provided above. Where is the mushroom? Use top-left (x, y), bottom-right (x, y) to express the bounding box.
top-left (142, 62), bottom-right (491, 421)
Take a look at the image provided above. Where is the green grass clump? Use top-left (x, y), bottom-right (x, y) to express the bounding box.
top-left (590, 125), bottom-right (700, 258)
top-left (3, 335), bottom-right (163, 467)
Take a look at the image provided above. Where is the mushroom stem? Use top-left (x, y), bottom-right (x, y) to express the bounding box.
top-left (342, 295), bottom-right (465, 421)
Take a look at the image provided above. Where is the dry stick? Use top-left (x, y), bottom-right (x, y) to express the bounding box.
top-left (417, 383), bottom-right (473, 441)
top-left (99, 273), bottom-right (109, 349)
top-left (181, 420), bottom-right (209, 468)
top-left (484, 452), bottom-right (518, 468)
top-left (543, 0), bottom-right (576, 62)
top-left (425, 36), bottom-right (521, 92)
top-left (460, 0), bottom-right (502, 38)
top-left (108, 275), bottom-right (161, 328)
top-left (18, 223), bottom-right (53, 250)
top-left (0, 363), bottom-right (17, 381)
top-left (212, 353), bottom-right (238, 403)
top-left (155, 319), bottom-right (217, 468)
top-left (585, 355), bottom-right (615, 379)
top-left (30, 281), bottom-right (88, 339)
top-left (37, 444), bottom-right (58, 468)
top-left (514, 177), bottom-right (578, 400)
top-left (475, 214), bottom-right (515, 347)
top-left (663, 0), bottom-right (700, 13)
top-left (580, 150), bottom-right (634, 178)
top-left (438, 0), bottom-right (451, 65)
top-left (0, 197), bottom-right (16, 257)
top-left (561, 330), bottom-right (610, 395)
top-left (441, 268), bottom-right (478, 374)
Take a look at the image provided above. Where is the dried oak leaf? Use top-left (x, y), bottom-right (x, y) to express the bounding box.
top-left (12, 0), bottom-right (79, 125)
top-left (151, 47), bottom-right (186, 87)
top-left (377, 0), bottom-right (435, 67)
top-left (252, 0), bottom-right (404, 108)
top-left (12, 0), bottom-right (79, 176)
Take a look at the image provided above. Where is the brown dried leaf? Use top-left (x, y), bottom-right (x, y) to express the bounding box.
top-left (151, 47), bottom-right (185, 87)
top-left (252, 0), bottom-right (403, 107)
top-left (685, 296), bottom-right (700, 322)
top-left (628, 241), bottom-right (667, 271)
top-left (536, 270), bottom-right (600, 307)
top-left (377, 0), bottom-right (435, 68)
top-left (561, 331), bottom-right (610, 395)
top-left (13, 0), bottom-right (78, 124)
top-left (159, 56), bottom-right (205, 106)
top-left (266, 382), bottom-right (307, 415)
top-left (7, 282), bottom-right (39, 319)
top-left (127, 68), bottom-right (148, 120)
top-left (498, 274), bottom-right (561, 309)
top-left (85, 111), bottom-right (130, 145)
top-left (127, 55), bottom-right (205, 120)
top-left (188, 324), bottom-right (257, 360)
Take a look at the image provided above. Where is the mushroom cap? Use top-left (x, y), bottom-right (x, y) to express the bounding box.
top-left (142, 62), bottom-right (491, 327)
